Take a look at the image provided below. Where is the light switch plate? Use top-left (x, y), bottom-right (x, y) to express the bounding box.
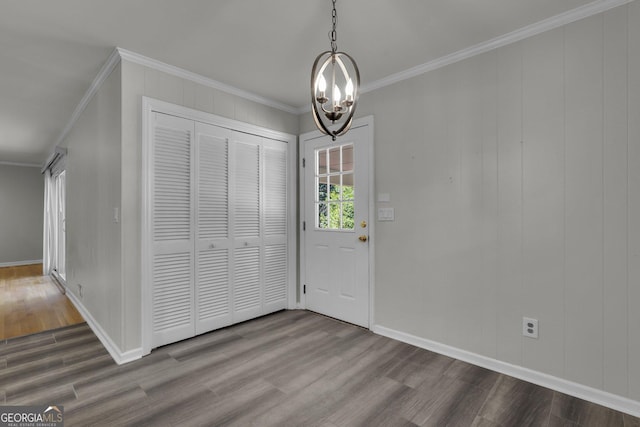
top-left (377, 207), bottom-right (395, 221)
top-left (377, 193), bottom-right (391, 202)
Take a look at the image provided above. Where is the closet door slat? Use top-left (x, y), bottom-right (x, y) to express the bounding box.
top-left (151, 113), bottom-right (195, 348)
top-left (234, 142), bottom-right (261, 238)
top-left (195, 123), bottom-right (233, 334)
top-left (263, 141), bottom-right (288, 311)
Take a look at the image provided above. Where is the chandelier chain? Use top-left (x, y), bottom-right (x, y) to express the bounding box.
top-left (330, 0), bottom-right (338, 52)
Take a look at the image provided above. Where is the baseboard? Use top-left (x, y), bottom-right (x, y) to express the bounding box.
top-left (0, 259), bottom-right (43, 268)
top-left (49, 273), bottom-right (66, 295)
top-left (65, 288), bottom-right (143, 365)
top-left (372, 324), bottom-right (640, 418)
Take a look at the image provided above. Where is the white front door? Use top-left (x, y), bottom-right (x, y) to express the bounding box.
top-left (302, 122), bottom-right (372, 328)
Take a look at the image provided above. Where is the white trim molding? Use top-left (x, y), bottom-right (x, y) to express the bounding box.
top-left (48, 0), bottom-right (632, 153)
top-left (142, 97), bottom-right (297, 143)
top-left (118, 48), bottom-right (299, 115)
top-left (65, 287), bottom-right (143, 365)
top-left (298, 0), bottom-right (635, 114)
top-left (0, 260), bottom-right (43, 268)
top-left (45, 45), bottom-right (299, 170)
top-left (0, 161), bottom-right (40, 168)
top-left (361, 0), bottom-right (634, 95)
top-left (373, 324), bottom-right (640, 419)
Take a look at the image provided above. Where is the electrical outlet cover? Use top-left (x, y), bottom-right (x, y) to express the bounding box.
top-left (522, 317), bottom-right (539, 339)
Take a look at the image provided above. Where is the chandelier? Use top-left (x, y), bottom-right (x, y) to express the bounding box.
top-left (311, 0), bottom-right (360, 140)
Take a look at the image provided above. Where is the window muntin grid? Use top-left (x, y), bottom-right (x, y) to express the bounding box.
top-left (315, 144), bottom-right (354, 230)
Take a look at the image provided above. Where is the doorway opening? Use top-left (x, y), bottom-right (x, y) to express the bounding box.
top-left (0, 158), bottom-right (82, 340)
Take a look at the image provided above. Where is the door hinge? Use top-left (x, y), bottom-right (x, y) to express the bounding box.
top-left (303, 285), bottom-right (306, 294)
top-left (303, 221), bottom-right (306, 231)
top-left (302, 158), bottom-right (306, 168)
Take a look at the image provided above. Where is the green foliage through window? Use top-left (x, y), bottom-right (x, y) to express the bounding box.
top-left (318, 184), bottom-right (354, 230)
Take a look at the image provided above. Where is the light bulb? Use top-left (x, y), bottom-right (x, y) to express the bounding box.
top-left (333, 85), bottom-right (341, 106)
top-left (345, 78), bottom-right (353, 101)
top-left (317, 74), bottom-right (327, 93)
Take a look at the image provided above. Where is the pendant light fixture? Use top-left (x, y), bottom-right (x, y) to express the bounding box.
top-left (311, 0), bottom-right (360, 141)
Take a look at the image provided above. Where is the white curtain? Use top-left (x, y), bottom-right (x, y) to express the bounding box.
top-left (43, 168), bottom-right (55, 275)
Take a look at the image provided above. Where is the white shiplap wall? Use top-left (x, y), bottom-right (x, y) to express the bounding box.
top-left (61, 62), bottom-right (123, 351)
top-left (299, 2), bottom-right (640, 404)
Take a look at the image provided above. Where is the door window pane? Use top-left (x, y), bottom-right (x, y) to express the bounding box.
top-left (342, 174), bottom-right (354, 201)
top-left (329, 175), bottom-right (341, 201)
top-left (318, 151), bottom-right (327, 175)
top-left (317, 203), bottom-right (328, 229)
top-left (342, 202), bottom-right (354, 229)
top-left (329, 147), bottom-right (341, 173)
top-left (329, 203), bottom-right (341, 229)
top-left (342, 145), bottom-right (353, 172)
top-left (318, 176), bottom-right (328, 202)
top-left (314, 143), bottom-right (355, 231)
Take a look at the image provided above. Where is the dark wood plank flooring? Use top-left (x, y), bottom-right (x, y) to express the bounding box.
top-left (0, 310), bottom-right (638, 426)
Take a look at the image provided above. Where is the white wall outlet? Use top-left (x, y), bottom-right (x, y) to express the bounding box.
top-left (523, 317), bottom-right (538, 339)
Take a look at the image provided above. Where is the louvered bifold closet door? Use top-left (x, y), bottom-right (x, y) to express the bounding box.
top-left (194, 122), bottom-right (234, 334)
top-left (151, 113), bottom-right (195, 348)
top-left (231, 132), bottom-right (263, 323)
top-left (263, 139), bottom-right (288, 312)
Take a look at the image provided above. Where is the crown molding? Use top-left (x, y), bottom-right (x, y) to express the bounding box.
top-left (49, 45), bottom-right (299, 163)
top-left (116, 48), bottom-right (299, 115)
top-left (0, 161), bottom-right (41, 168)
top-left (50, 0), bottom-right (634, 139)
top-left (51, 48), bottom-right (122, 150)
top-left (298, 0), bottom-right (634, 113)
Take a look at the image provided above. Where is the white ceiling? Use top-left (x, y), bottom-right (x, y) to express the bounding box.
top-left (0, 0), bottom-right (613, 164)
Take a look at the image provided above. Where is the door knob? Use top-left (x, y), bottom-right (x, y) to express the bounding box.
top-left (358, 235), bottom-right (368, 242)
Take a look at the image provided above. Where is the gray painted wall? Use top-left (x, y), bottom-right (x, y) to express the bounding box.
top-left (0, 164), bottom-right (44, 265)
top-left (60, 62), bottom-right (123, 349)
top-left (301, 2), bottom-right (640, 402)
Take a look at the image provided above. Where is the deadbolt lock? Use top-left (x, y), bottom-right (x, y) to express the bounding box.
top-left (360, 220), bottom-right (367, 228)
